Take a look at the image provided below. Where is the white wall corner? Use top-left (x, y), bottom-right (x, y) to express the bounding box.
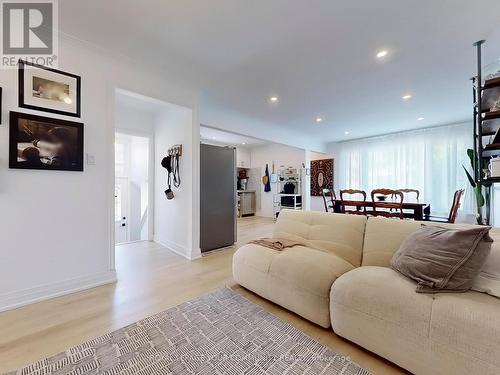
top-left (0, 271), bottom-right (117, 313)
top-left (303, 150), bottom-right (312, 211)
top-left (190, 247), bottom-right (202, 260)
top-left (154, 238), bottom-right (200, 260)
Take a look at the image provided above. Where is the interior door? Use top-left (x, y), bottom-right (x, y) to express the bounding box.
top-left (115, 177), bottom-right (129, 244)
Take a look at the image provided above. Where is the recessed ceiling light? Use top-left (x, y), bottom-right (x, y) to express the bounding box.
top-left (211, 136), bottom-right (216, 140)
top-left (417, 117), bottom-right (425, 121)
top-left (376, 50), bottom-right (388, 59)
top-left (344, 131), bottom-right (350, 135)
top-left (402, 94), bottom-right (412, 100)
top-left (315, 117), bottom-right (323, 123)
top-left (270, 96), bottom-right (279, 103)
top-left (242, 142), bottom-right (246, 145)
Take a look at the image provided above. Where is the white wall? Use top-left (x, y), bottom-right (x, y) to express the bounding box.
top-left (249, 144), bottom-right (305, 217)
top-left (154, 105), bottom-right (200, 260)
top-left (0, 35), bottom-right (199, 311)
top-left (115, 105), bottom-right (155, 136)
top-left (485, 25), bottom-right (500, 64)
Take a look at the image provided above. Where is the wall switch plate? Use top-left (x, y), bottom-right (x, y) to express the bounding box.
top-left (86, 154), bottom-right (96, 165)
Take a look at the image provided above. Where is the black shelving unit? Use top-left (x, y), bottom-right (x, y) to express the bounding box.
top-left (473, 40), bottom-right (500, 183)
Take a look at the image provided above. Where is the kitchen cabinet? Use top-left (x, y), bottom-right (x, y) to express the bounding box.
top-left (236, 147), bottom-right (251, 168)
top-left (237, 191), bottom-right (256, 217)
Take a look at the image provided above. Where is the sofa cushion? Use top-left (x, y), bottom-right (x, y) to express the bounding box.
top-left (331, 266), bottom-right (500, 375)
top-left (473, 229), bottom-right (500, 298)
top-left (331, 266), bottom-right (434, 336)
top-left (391, 225), bottom-right (493, 293)
top-left (233, 243), bottom-right (354, 328)
top-left (430, 291), bottom-right (500, 371)
top-left (274, 209), bottom-right (367, 267)
top-left (362, 216), bottom-right (500, 267)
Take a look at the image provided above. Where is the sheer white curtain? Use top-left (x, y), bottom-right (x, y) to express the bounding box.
top-left (337, 123), bottom-right (473, 216)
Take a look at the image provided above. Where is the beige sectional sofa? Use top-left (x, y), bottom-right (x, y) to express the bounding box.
top-left (232, 210), bottom-right (500, 375)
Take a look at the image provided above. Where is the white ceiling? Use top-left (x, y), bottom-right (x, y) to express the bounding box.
top-left (60, 1), bottom-right (500, 144)
top-left (200, 126), bottom-right (269, 148)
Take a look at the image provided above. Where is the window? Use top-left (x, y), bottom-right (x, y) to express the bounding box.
top-left (337, 123), bottom-right (473, 217)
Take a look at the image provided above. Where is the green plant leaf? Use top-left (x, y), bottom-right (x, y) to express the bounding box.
top-left (466, 148), bottom-right (475, 166)
top-left (475, 186), bottom-right (485, 208)
top-left (462, 165), bottom-right (477, 188)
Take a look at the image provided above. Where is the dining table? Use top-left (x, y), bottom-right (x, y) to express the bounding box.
top-left (332, 198), bottom-right (430, 221)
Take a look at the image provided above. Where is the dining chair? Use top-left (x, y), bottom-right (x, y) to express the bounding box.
top-left (339, 189), bottom-right (367, 215)
top-left (424, 189), bottom-right (465, 224)
top-left (396, 189), bottom-right (420, 200)
top-left (322, 188), bottom-right (337, 213)
top-left (371, 188), bottom-right (404, 219)
top-left (394, 189), bottom-right (421, 215)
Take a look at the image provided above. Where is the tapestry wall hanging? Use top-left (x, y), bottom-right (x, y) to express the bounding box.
top-left (310, 158), bottom-right (334, 196)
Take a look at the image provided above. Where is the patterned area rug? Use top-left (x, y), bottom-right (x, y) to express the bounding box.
top-left (4, 288), bottom-right (371, 375)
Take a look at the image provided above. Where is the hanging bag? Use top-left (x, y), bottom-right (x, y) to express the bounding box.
top-left (161, 156), bottom-right (175, 200)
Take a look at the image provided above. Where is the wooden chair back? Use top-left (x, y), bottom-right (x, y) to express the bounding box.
top-left (448, 189), bottom-right (465, 223)
top-left (339, 189), bottom-right (367, 215)
top-left (397, 189), bottom-right (420, 200)
top-left (371, 188), bottom-right (404, 219)
top-left (322, 188), bottom-right (336, 213)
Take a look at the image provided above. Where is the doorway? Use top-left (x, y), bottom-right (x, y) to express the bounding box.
top-left (114, 132), bottom-right (150, 244)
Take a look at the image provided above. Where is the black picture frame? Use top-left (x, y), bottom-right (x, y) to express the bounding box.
top-left (18, 60), bottom-right (81, 118)
top-left (9, 111), bottom-right (84, 172)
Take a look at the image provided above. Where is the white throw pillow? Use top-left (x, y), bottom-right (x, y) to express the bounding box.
top-left (472, 241), bottom-right (500, 298)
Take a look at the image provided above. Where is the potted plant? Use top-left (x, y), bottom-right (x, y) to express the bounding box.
top-left (463, 149), bottom-right (492, 225)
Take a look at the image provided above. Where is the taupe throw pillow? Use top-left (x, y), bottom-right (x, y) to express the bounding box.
top-left (391, 225), bottom-right (493, 293)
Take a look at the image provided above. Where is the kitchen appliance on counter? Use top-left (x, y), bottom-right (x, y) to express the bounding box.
top-left (237, 168), bottom-right (249, 190)
top-left (238, 178), bottom-right (248, 190)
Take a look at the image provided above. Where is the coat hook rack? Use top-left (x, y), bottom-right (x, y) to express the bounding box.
top-left (168, 144), bottom-right (183, 157)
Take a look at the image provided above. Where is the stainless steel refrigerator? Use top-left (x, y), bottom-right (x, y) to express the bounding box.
top-left (200, 144), bottom-right (236, 252)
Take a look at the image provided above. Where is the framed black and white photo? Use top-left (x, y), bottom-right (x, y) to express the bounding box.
top-left (9, 111), bottom-right (84, 171)
top-left (18, 60), bottom-right (81, 117)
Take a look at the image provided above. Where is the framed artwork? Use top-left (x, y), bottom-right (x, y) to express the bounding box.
top-left (9, 111), bottom-right (84, 171)
top-left (18, 60), bottom-right (81, 117)
top-left (310, 158), bottom-right (334, 196)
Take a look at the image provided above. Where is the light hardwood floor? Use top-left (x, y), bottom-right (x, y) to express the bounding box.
top-left (0, 216), bottom-right (407, 374)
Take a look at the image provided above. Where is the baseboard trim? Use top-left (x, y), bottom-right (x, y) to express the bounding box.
top-left (0, 270), bottom-right (117, 313)
top-left (153, 238), bottom-right (200, 260)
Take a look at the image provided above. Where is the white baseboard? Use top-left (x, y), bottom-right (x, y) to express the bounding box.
top-left (0, 270), bottom-right (117, 313)
top-left (154, 238), bottom-right (200, 260)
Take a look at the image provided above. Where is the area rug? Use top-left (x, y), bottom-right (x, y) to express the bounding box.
top-left (4, 288), bottom-right (371, 375)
